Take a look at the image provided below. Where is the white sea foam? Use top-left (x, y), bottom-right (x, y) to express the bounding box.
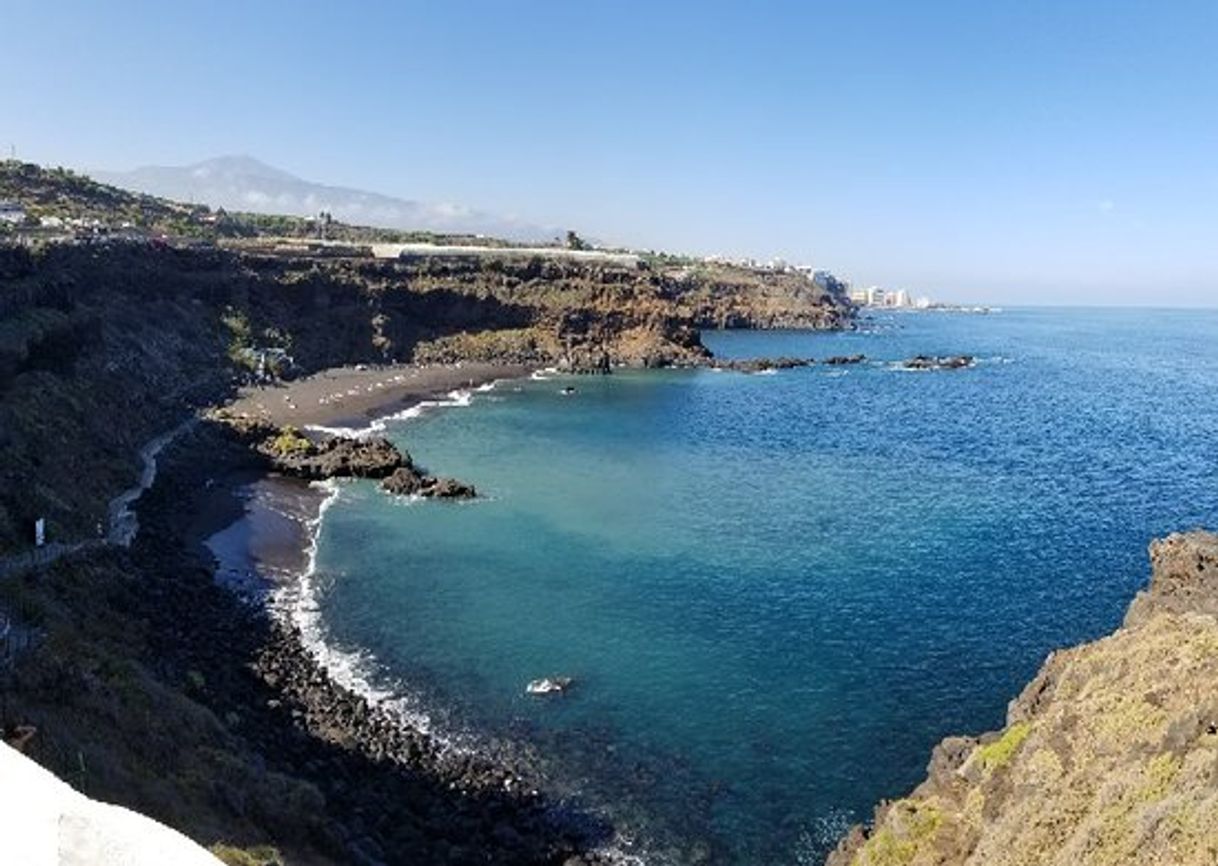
top-left (305, 383), bottom-right (492, 439)
top-left (269, 478), bottom-right (450, 739)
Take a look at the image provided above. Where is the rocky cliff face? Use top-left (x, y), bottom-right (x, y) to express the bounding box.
top-left (0, 241), bottom-right (850, 551)
top-left (827, 531), bottom-right (1218, 866)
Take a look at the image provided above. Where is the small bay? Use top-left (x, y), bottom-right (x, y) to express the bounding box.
top-left (309, 308), bottom-right (1218, 864)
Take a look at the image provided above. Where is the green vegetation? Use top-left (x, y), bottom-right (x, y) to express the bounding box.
top-left (221, 308), bottom-right (256, 371)
top-left (208, 844), bottom-right (286, 866)
top-left (639, 250), bottom-right (702, 269)
top-left (855, 799), bottom-right (944, 866)
top-left (0, 160), bottom-right (213, 237)
top-left (268, 425), bottom-right (312, 457)
top-left (1138, 752), bottom-right (1182, 802)
top-left (412, 328), bottom-right (546, 365)
top-left (975, 721), bottom-right (1032, 772)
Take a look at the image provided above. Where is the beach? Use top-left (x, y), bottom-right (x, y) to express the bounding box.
top-left (224, 362), bottom-right (534, 429)
top-left (123, 390), bottom-right (617, 865)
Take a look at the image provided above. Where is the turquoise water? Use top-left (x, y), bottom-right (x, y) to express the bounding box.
top-left (310, 308), bottom-right (1218, 864)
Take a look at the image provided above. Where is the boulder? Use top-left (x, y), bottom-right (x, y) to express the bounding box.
top-left (422, 477), bottom-right (476, 499)
top-left (381, 467), bottom-right (424, 496)
top-left (380, 469), bottom-right (476, 499)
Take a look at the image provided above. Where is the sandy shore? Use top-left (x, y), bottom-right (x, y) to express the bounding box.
top-left (202, 474), bottom-right (324, 598)
top-left (225, 362), bottom-right (534, 429)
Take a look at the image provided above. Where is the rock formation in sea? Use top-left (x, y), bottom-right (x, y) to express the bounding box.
top-left (902, 354), bottom-right (974, 370)
top-left (827, 531), bottom-right (1218, 866)
top-left (217, 414), bottom-right (477, 499)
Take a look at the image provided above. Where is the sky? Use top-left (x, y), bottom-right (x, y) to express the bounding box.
top-left (3, 0), bottom-right (1217, 305)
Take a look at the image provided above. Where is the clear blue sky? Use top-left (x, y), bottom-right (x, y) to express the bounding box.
top-left (3, 0), bottom-right (1216, 305)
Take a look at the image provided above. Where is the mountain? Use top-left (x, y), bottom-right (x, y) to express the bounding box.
top-left (94, 156), bottom-right (557, 242)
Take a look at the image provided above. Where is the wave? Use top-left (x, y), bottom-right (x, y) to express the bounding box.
top-left (269, 478), bottom-right (451, 740)
top-left (305, 383), bottom-right (494, 439)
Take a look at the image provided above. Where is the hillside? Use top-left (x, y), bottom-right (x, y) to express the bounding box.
top-left (0, 161), bottom-right (852, 864)
top-left (827, 531), bottom-right (1218, 866)
top-left (95, 155), bottom-right (558, 242)
top-left (0, 159), bottom-right (533, 246)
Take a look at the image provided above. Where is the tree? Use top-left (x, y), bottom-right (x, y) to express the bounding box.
top-left (566, 229), bottom-right (589, 251)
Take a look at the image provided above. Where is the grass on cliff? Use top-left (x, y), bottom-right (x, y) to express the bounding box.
top-left (974, 721), bottom-right (1032, 773)
top-left (854, 799), bottom-right (944, 866)
top-left (209, 843), bottom-right (286, 866)
top-left (412, 327), bottom-right (549, 364)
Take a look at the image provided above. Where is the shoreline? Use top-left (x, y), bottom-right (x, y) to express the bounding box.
top-left (224, 361), bottom-right (535, 431)
top-left (49, 360), bottom-right (623, 865)
top-left (184, 368), bottom-right (630, 863)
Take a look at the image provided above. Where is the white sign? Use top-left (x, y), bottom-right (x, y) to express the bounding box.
top-left (34, 517), bottom-right (45, 547)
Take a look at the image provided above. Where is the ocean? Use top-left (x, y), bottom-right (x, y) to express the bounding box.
top-left (300, 308), bottom-right (1218, 864)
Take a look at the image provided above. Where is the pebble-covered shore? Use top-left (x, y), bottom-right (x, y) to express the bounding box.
top-left (135, 419), bottom-right (620, 866)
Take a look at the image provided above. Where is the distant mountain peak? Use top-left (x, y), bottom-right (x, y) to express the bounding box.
top-left (93, 157), bottom-right (556, 242)
top-left (183, 155), bottom-right (299, 182)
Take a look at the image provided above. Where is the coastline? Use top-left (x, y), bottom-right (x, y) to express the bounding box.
top-left (224, 362), bottom-right (534, 431)
top-left (183, 367), bottom-right (627, 864)
top-left (108, 365), bottom-right (618, 866)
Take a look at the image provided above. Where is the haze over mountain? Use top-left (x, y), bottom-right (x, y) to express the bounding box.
top-left (95, 156), bottom-right (558, 242)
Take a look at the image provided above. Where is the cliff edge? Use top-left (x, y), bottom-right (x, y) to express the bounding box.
top-left (827, 530), bottom-right (1218, 866)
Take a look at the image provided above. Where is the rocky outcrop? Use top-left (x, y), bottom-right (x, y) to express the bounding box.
top-left (903, 354), bottom-right (974, 370)
top-left (827, 530), bottom-right (1218, 866)
top-left (1124, 532), bottom-right (1218, 627)
top-left (218, 415), bottom-right (478, 500)
top-left (381, 467), bottom-right (476, 499)
top-left (713, 356), bottom-right (814, 373)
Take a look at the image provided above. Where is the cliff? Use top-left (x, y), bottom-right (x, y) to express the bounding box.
top-left (0, 163), bottom-right (853, 862)
top-left (0, 232), bottom-right (848, 553)
top-left (827, 531), bottom-right (1218, 866)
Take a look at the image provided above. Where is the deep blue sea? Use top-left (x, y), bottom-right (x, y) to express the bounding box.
top-left (307, 308), bottom-right (1218, 864)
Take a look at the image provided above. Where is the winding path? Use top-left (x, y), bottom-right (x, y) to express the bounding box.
top-left (0, 418), bottom-right (196, 579)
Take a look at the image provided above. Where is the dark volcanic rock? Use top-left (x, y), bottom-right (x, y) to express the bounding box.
top-left (381, 466), bottom-right (425, 496)
top-left (381, 468), bottom-right (476, 499)
top-left (422, 477), bottom-right (476, 499)
top-left (713, 356), bottom-right (813, 373)
top-left (903, 354), bottom-right (974, 370)
top-left (278, 435), bottom-right (406, 480)
top-left (824, 354), bottom-right (866, 365)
